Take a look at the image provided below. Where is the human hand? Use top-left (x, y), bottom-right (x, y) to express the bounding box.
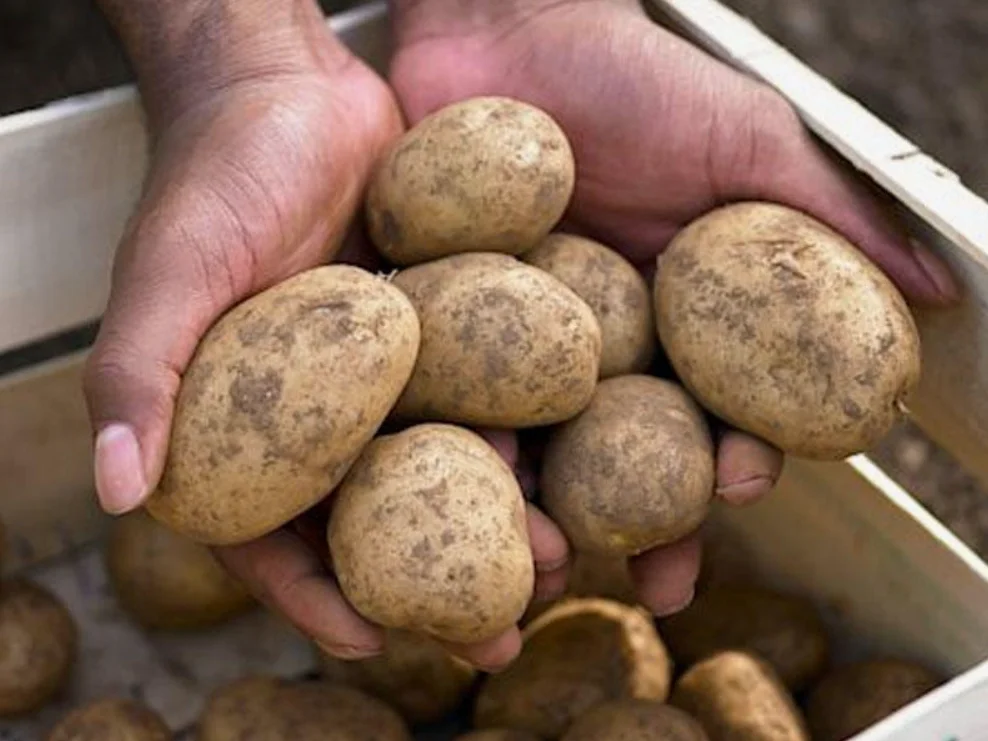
top-left (389, 0), bottom-right (960, 615)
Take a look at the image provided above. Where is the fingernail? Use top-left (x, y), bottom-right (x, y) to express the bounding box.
top-left (717, 476), bottom-right (775, 505)
top-left (94, 424), bottom-right (148, 514)
top-left (535, 556), bottom-right (567, 574)
top-left (650, 586), bottom-right (695, 618)
top-left (910, 238), bottom-right (959, 302)
top-left (315, 639), bottom-right (381, 661)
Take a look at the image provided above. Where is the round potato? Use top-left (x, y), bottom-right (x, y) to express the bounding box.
top-left (561, 699), bottom-right (708, 741)
top-left (318, 629), bottom-right (477, 725)
top-left (197, 676), bottom-right (412, 741)
top-left (654, 202), bottom-right (922, 460)
top-left (366, 96), bottom-right (575, 266)
top-left (541, 375), bottom-right (715, 556)
top-left (0, 579), bottom-right (77, 717)
top-left (474, 598), bottom-right (673, 739)
top-left (145, 265), bottom-right (421, 545)
top-left (670, 651), bottom-right (808, 741)
top-left (805, 659), bottom-right (940, 741)
top-left (523, 234), bottom-right (655, 378)
top-left (46, 698), bottom-right (171, 741)
top-left (106, 510), bottom-right (253, 630)
top-left (393, 261), bottom-right (602, 428)
top-left (328, 424), bottom-right (533, 644)
top-left (659, 586), bottom-right (829, 692)
top-left (454, 732), bottom-right (541, 741)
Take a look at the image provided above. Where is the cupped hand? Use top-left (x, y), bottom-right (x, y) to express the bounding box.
top-left (390, 0), bottom-right (960, 614)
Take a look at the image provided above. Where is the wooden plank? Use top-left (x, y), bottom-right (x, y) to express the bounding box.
top-left (647, 0), bottom-right (988, 490)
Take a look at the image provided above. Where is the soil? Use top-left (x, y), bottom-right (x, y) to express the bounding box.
top-left (0, 0), bottom-right (986, 556)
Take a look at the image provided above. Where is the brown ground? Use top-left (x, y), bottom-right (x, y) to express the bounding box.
top-left (1, 0), bottom-right (986, 556)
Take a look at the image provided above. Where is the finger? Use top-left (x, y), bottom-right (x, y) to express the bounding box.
top-left (439, 628), bottom-right (523, 673)
top-left (715, 429), bottom-right (784, 505)
top-left (475, 427), bottom-right (519, 469)
top-left (526, 503), bottom-right (569, 578)
top-left (214, 528), bottom-right (384, 659)
top-left (628, 532), bottom-right (702, 617)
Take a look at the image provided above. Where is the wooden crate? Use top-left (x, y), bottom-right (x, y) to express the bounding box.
top-left (2, 1), bottom-right (988, 738)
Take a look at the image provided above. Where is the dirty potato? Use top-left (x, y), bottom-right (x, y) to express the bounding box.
top-left (805, 659), bottom-right (941, 741)
top-left (391, 252), bottom-right (522, 306)
top-left (670, 651), bottom-right (808, 741)
top-left (523, 234), bottom-right (655, 378)
top-left (659, 586), bottom-right (829, 692)
top-left (474, 598), bottom-right (673, 739)
top-left (106, 511), bottom-right (253, 631)
top-left (0, 580), bottom-right (77, 717)
top-left (367, 97), bottom-right (575, 265)
top-left (561, 699), bottom-right (708, 741)
top-left (145, 265), bottom-right (421, 546)
top-left (541, 375), bottom-right (715, 556)
top-left (654, 202), bottom-right (922, 460)
top-left (393, 261), bottom-right (602, 428)
top-left (328, 424), bottom-right (533, 644)
top-left (197, 676), bottom-right (412, 741)
top-left (318, 629), bottom-right (477, 725)
top-left (46, 698), bottom-right (171, 741)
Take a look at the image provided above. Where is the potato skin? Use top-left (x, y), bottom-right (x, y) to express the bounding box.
top-left (146, 265), bottom-right (421, 545)
top-left (561, 699), bottom-right (708, 741)
top-left (670, 651), bottom-right (808, 741)
top-left (0, 579), bottom-right (77, 717)
top-left (391, 252), bottom-right (522, 306)
top-left (46, 698), bottom-right (171, 741)
top-left (367, 96), bottom-right (575, 265)
top-left (659, 586), bottom-right (829, 692)
top-left (318, 629), bottom-right (477, 725)
top-left (541, 375), bottom-right (715, 555)
top-left (805, 659), bottom-right (940, 741)
top-left (393, 262), bottom-right (602, 428)
top-left (197, 677), bottom-right (412, 741)
top-left (523, 234), bottom-right (655, 378)
top-left (654, 202), bottom-right (921, 460)
top-left (328, 424), bottom-right (534, 644)
top-left (106, 511), bottom-right (253, 631)
top-left (475, 598), bottom-right (673, 739)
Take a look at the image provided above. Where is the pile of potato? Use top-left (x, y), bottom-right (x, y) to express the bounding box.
top-left (11, 96), bottom-right (937, 739)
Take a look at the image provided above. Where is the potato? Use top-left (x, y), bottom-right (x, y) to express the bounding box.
top-left (367, 96), bottom-right (575, 266)
top-left (145, 265), bottom-right (421, 545)
top-left (805, 659), bottom-right (941, 741)
top-left (654, 202), bottom-right (921, 460)
top-left (318, 629), bottom-right (477, 724)
top-left (197, 677), bottom-right (412, 741)
top-left (392, 261), bottom-right (602, 428)
top-left (106, 510), bottom-right (253, 630)
top-left (328, 423), bottom-right (533, 644)
top-left (391, 252), bottom-right (522, 306)
top-left (561, 699), bottom-right (708, 741)
top-left (659, 586), bottom-right (829, 692)
top-left (523, 234), bottom-right (655, 378)
top-left (0, 579), bottom-right (77, 716)
top-left (541, 375), bottom-right (715, 556)
top-left (474, 598), bottom-right (673, 739)
top-left (454, 732), bottom-right (541, 741)
top-left (670, 651), bottom-right (808, 741)
top-left (46, 698), bottom-right (171, 741)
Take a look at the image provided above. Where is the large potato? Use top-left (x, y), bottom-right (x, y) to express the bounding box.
top-left (328, 424), bottom-right (533, 644)
top-left (805, 659), bottom-right (941, 741)
top-left (197, 677), bottom-right (412, 741)
top-left (541, 375), bottom-right (715, 556)
top-left (659, 586), bottom-right (829, 692)
top-left (145, 265), bottom-right (421, 545)
top-left (561, 699), bottom-right (708, 741)
top-left (106, 510), bottom-right (253, 630)
top-left (474, 598), bottom-right (673, 739)
top-left (318, 629), bottom-right (477, 725)
top-left (0, 580), bottom-right (77, 717)
top-left (523, 234), bottom-right (655, 378)
top-left (670, 651), bottom-right (808, 741)
top-left (393, 261), bottom-right (602, 428)
top-left (46, 698), bottom-right (171, 741)
top-left (367, 96), bottom-right (575, 266)
top-left (654, 202), bottom-right (921, 460)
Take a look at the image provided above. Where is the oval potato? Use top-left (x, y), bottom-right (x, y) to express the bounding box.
top-left (367, 96), bottom-right (575, 265)
top-left (46, 698), bottom-right (171, 741)
top-left (328, 424), bottom-right (533, 644)
top-left (146, 265), bottom-right (421, 545)
top-left (561, 699), bottom-right (708, 741)
top-left (654, 202), bottom-right (921, 460)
